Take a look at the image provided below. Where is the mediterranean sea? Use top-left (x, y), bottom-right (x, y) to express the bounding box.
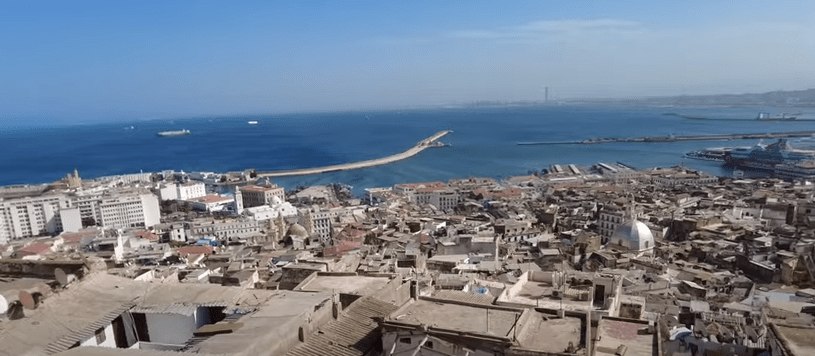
top-left (2, 105), bottom-right (815, 195)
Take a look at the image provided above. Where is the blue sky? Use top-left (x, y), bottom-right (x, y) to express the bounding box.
top-left (1, 1), bottom-right (813, 125)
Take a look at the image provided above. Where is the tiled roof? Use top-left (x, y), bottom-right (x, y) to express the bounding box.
top-left (286, 297), bottom-right (399, 356)
top-left (18, 242), bottom-right (52, 255)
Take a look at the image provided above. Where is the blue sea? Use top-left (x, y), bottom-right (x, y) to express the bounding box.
top-left (3, 105), bottom-right (815, 196)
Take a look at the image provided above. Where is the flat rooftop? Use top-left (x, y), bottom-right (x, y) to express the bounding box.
top-left (515, 314), bottom-right (582, 353)
top-left (294, 274), bottom-right (392, 295)
top-left (594, 317), bottom-right (654, 356)
top-left (500, 278), bottom-right (595, 311)
top-left (391, 299), bottom-right (521, 338)
top-left (772, 324), bottom-right (815, 356)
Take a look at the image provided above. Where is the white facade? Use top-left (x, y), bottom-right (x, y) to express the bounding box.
top-left (0, 193), bottom-right (70, 242)
top-left (183, 195), bottom-right (233, 213)
top-left (157, 183), bottom-right (178, 201)
top-left (177, 182), bottom-right (206, 200)
top-left (59, 207), bottom-right (83, 233)
top-left (239, 185), bottom-right (285, 208)
top-left (98, 193), bottom-right (160, 229)
top-left (190, 219), bottom-right (259, 241)
top-left (304, 208), bottom-right (332, 243)
top-left (414, 189), bottom-right (461, 211)
top-left (598, 207), bottom-right (625, 240)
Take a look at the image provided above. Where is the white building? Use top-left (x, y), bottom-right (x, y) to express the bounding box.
top-left (239, 184), bottom-right (285, 208)
top-left (177, 182), bottom-right (206, 200)
top-left (98, 193), bottom-right (160, 229)
top-left (0, 193), bottom-right (72, 242)
top-left (156, 183), bottom-right (178, 201)
top-left (190, 219), bottom-right (259, 242)
top-left (414, 187), bottom-right (461, 211)
top-left (598, 205), bottom-right (626, 241)
top-left (182, 195), bottom-right (233, 213)
top-left (302, 207), bottom-right (332, 243)
top-left (245, 197), bottom-right (298, 221)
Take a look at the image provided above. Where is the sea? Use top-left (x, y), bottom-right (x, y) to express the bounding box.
top-left (3, 105), bottom-right (815, 196)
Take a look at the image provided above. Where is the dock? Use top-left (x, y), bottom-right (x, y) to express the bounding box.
top-left (257, 130), bottom-right (451, 177)
top-left (518, 130), bottom-right (815, 146)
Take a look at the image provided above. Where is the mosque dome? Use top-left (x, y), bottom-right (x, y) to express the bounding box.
top-left (271, 196), bottom-right (282, 205)
top-left (287, 223), bottom-right (309, 238)
top-left (608, 219), bottom-right (654, 252)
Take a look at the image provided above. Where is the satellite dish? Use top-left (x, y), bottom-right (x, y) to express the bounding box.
top-left (55, 268), bottom-right (68, 286)
top-left (19, 291), bottom-right (41, 310)
top-left (7, 301), bottom-right (24, 320)
top-left (0, 294), bottom-right (7, 315)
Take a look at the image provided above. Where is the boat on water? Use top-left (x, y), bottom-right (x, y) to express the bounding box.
top-left (756, 112), bottom-right (798, 121)
top-left (724, 139), bottom-right (815, 171)
top-left (248, 121), bottom-right (258, 125)
top-left (157, 129), bottom-right (190, 137)
top-left (685, 147), bottom-right (730, 162)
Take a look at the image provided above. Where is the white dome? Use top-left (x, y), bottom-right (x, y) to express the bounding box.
top-left (271, 196), bottom-right (283, 205)
top-left (609, 219), bottom-right (654, 252)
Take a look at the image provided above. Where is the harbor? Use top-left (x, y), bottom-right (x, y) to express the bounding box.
top-left (256, 130), bottom-right (451, 177)
top-left (518, 130), bottom-right (815, 145)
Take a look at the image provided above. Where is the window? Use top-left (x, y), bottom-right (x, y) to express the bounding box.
top-left (399, 337), bottom-right (412, 344)
top-left (426, 341), bottom-right (434, 349)
top-left (95, 327), bottom-right (106, 344)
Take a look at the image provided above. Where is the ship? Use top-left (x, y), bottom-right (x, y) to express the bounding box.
top-left (248, 121), bottom-right (258, 125)
top-left (756, 112), bottom-right (798, 121)
top-left (684, 147), bottom-right (729, 162)
top-left (724, 139), bottom-right (815, 171)
top-left (157, 129), bottom-right (190, 137)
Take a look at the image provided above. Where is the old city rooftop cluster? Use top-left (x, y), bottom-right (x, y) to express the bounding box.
top-left (1, 164), bottom-right (815, 356)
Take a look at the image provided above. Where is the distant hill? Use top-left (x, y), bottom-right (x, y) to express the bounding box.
top-left (567, 88), bottom-right (815, 107)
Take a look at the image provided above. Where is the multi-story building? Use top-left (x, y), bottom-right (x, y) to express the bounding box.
top-left (98, 193), bottom-right (160, 229)
top-left (598, 204), bottom-right (626, 241)
top-left (239, 184), bottom-right (285, 208)
top-left (69, 190), bottom-right (160, 230)
top-left (302, 207), bottom-right (332, 244)
top-left (189, 218), bottom-right (259, 241)
top-left (177, 182), bottom-right (206, 200)
top-left (0, 192), bottom-right (73, 242)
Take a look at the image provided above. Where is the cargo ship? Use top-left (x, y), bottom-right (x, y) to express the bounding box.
top-left (157, 129), bottom-right (190, 137)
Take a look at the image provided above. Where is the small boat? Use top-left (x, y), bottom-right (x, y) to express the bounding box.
top-left (157, 129), bottom-right (190, 137)
top-left (248, 121), bottom-right (258, 125)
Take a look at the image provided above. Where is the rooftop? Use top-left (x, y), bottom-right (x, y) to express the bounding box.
top-left (594, 317), bottom-right (655, 356)
top-left (294, 273), bottom-right (393, 296)
top-left (240, 185), bottom-right (281, 192)
top-left (388, 299), bottom-right (522, 338)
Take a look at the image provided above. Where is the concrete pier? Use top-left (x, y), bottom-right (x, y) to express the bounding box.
top-left (257, 130), bottom-right (451, 178)
top-left (518, 130), bottom-right (815, 146)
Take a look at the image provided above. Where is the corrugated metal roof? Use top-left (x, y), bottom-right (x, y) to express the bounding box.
top-left (286, 296), bottom-right (399, 356)
top-left (45, 302), bottom-right (136, 355)
top-left (129, 302), bottom-right (228, 316)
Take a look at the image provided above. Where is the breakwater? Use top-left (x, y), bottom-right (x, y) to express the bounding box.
top-left (518, 131), bottom-right (815, 146)
top-left (257, 130), bottom-right (451, 177)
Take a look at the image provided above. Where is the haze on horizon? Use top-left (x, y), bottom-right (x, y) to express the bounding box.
top-left (1, 1), bottom-right (813, 127)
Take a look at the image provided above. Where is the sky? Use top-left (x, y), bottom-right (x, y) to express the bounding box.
top-left (1, 1), bottom-right (814, 125)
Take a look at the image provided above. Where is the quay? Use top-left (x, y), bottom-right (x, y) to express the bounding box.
top-left (257, 130), bottom-right (451, 177)
top-left (518, 130), bottom-right (815, 146)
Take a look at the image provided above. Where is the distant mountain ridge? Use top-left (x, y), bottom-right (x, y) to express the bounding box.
top-left (568, 88), bottom-right (815, 107)
top-left (456, 89), bottom-right (815, 108)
